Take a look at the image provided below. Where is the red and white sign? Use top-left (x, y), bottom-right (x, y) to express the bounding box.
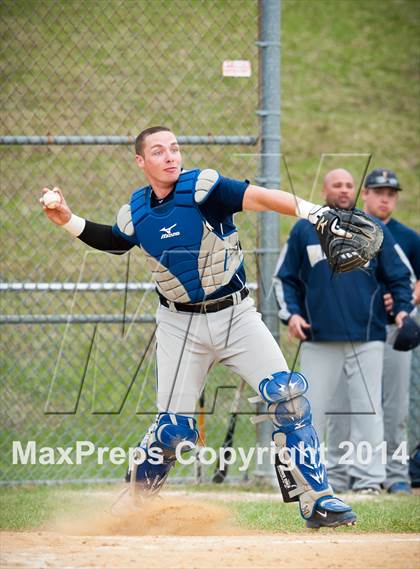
top-left (222, 60), bottom-right (252, 77)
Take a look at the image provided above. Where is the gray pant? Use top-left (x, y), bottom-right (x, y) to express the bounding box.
top-left (382, 327), bottom-right (411, 487)
top-left (155, 296), bottom-right (288, 414)
top-left (328, 327), bottom-right (412, 489)
top-left (301, 341), bottom-right (385, 491)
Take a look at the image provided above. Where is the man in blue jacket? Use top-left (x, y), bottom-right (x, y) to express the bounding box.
top-left (274, 168), bottom-right (413, 494)
top-left (328, 169), bottom-right (419, 494)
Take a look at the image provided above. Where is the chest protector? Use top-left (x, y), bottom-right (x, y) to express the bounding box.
top-left (130, 169), bottom-right (243, 303)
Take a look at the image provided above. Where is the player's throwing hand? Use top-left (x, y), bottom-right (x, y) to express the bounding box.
top-left (39, 186), bottom-right (71, 225)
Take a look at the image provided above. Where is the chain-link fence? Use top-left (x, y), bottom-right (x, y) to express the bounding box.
top-left (1, 0), bottom-right (266, 483)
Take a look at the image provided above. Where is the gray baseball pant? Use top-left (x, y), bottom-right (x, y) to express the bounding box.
top-left (155, 296), bottom-right (288, 414)
top-left (327, 327), bottom-right (412, 489)
top-left (382, 326), bottom-right (411, 487)
top-left (301, 341), bottom-right (386, 491)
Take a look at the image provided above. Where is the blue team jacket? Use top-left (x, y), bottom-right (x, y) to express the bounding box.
top-left (386, 218), bottom-right (420, 279)
top-left (274, 220), bottom-right (414, 342)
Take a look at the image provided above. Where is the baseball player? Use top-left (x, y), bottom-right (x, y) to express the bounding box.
top-left (274, 168), bottom-right (414, 494)
top-left (40, 126), bottom-right (367, 528)
top-left (328, 169), bottom-right (419, 494)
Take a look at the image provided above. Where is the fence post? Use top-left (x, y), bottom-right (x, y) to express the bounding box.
top-left (254, 0), bottom-right (281, 484)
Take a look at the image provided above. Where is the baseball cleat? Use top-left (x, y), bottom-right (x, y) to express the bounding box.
top-left (387, 482), bottom-right (412, 495)
top-left (305, 496), bottom-right (357, 529)
top-left (353, 487), bottom-right (381, 496)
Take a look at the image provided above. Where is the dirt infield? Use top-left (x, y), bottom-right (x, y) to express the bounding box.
top-left (2, 531), bottom-right (420, 569)
top-left (1, 493), bottom-right (419, 569)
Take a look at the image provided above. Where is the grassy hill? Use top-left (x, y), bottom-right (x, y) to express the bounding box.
top-left (281, 0), bottom-right (419, 233)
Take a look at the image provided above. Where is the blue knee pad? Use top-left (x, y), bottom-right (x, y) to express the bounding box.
top-left (259, 371), bottom-right (308, 403)
top-left (258, 371), bottom-right (311, 431)
top-left (128, 413), bottom-right (198, 493)
top-left (151, 413), bottom-right (198, 457)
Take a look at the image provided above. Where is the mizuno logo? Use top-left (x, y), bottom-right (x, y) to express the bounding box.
top-left (160, 224), bottom-right (181, 239)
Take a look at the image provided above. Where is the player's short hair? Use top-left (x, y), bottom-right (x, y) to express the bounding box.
top-left (135, 126), bottom-right (172, 156)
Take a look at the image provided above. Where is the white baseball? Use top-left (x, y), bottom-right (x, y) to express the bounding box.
top-left (43, 189), bottom-right (61, 209)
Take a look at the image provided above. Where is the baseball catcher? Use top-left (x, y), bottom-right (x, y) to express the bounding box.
top-left (38, 126), bottom-right (388, 529)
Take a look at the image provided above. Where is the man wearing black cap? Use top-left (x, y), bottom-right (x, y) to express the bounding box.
top-left (362, 168), bottom-right (420, 494)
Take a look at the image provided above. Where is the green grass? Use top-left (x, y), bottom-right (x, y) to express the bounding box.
top-left (231, 496), bottom-right (420, 533)
top-left (1, 485), bottom-right (419, 533)
top-left (0, 485), bottom-right (109, 531)
top-left (175, 482), bottom-right (278, 494)
top-left (281, 0), bottom-right (420, 231)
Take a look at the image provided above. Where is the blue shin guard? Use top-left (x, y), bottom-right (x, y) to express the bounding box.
top-left (252, 372), bottom-right (355, 523)
top-left (126, 413), bottom-right (198, 495)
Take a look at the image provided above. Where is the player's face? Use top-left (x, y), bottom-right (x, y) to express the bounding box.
top-left (136, 131), bottom-right (182, 187)
top-left (362, 187), bottom-right (398, 222)
top-left (322, 170), bottom-right (355, 209)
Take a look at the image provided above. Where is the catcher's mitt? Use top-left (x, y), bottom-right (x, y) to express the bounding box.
top-left (314, 207), bottom-right (384, 273)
